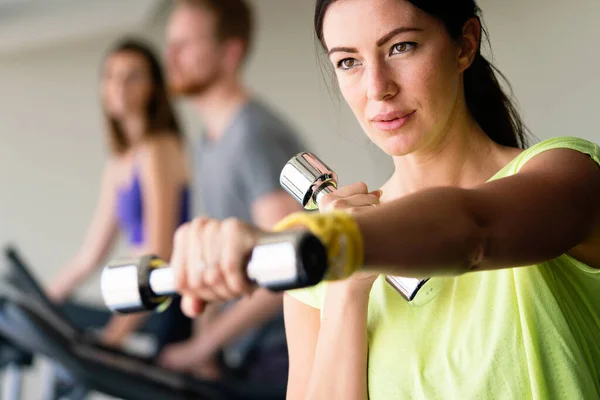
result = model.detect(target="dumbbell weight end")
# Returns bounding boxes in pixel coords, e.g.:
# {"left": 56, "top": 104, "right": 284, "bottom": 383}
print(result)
{"left": 101, "top": 231, "right": 327, "bottom": 314}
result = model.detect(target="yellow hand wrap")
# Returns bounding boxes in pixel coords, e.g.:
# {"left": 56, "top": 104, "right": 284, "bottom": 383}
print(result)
{"left": 273, "top": 210, "right": 364, "bottom": 281}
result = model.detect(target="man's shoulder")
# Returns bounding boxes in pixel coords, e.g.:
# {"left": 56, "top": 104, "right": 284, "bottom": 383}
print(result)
{"left": 237, "top": 98, "right": 301, "bottom": 141}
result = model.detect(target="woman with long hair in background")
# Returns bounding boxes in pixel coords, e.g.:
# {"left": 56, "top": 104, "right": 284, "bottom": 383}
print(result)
{"left": 47, "top": 37, "right": 192, "bottom": 352}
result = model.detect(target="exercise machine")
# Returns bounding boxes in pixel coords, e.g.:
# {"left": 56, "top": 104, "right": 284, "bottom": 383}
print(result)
{"left": 0, "top": 246, "right": 286, "bottom": 399}
{"left": 0, "top": 336, "right": 33, "bottom": 400}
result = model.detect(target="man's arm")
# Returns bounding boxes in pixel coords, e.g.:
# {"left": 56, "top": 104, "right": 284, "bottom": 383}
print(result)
{"left": 251, "top": 190, "right": 304, "bottom": 230}
{"left": 186, "top": 126, "right": 304, "bottom": 356}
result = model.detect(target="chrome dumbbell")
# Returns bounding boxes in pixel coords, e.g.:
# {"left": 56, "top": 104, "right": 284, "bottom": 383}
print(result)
{"left": 280, "top": 152, "right": 442, "bottom": 305}
{"left": 100, "top": 231, "right": 327, "bottom": 314}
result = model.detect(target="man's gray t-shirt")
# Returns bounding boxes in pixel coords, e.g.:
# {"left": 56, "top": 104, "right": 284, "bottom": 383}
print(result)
{"left": 195, "top": 98, "right": 305, "bottom": 372}
{"left": 196, "top": 98, "right": 305, "bottom": 223}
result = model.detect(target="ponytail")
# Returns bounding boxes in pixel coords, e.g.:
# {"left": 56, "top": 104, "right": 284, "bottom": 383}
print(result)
{"left": 465, "top": 52, "right": 528, "bottom": 148}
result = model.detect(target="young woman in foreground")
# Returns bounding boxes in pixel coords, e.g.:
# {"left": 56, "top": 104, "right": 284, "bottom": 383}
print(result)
{"left": 169, "top": 1, "right": 600, "bottom": 398}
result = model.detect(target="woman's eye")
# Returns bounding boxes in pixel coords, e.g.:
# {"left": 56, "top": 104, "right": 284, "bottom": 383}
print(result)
{"left": 337, "top": 58, "right": 360, "bottom": 70}
{"left": 390, "top": 42, "right": 416, "bottom": 55}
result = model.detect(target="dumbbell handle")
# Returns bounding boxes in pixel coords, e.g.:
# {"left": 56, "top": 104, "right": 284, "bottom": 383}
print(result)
{"left": 145, "top": 234, "right": 322, "bottom": 296}
{"left": 148, "top": 268, "right": 175, "bottom": 297}
{"left": 101, "top": 231, "right": 327, "bottom": 314}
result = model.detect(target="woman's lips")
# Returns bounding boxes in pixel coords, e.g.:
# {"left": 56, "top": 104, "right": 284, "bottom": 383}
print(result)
{"left": 371, "top": 111, "right": 416, "bottom": 131}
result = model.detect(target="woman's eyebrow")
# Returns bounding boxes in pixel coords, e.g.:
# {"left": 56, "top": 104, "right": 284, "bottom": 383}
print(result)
{"left": 328, "top": 26, "right": 424, "bottom": 56}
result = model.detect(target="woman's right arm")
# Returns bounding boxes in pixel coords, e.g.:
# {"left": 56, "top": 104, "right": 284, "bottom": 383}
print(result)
{"left": 47, "top": 160, "right": 119, "bottom": 301}
{"left": 285, "top": 280, "right": 372, "bottom": 400}
{"left": 284, "top": 294, "right": 320, "bottom": 400}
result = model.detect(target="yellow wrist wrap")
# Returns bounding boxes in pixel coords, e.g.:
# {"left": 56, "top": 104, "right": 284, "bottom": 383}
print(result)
{"left": 273, "top": 211, "right": 364, "bottom": 280}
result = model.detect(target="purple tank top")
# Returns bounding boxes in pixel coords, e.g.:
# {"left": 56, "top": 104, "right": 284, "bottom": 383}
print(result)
{"left": 116, "top": 169, "right": 190, "bottom": 246}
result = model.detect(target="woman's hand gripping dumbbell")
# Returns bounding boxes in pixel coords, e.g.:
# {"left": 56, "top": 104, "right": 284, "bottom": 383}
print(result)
{"left": 281, "top": 152, "right": 440, "bottom": 305}
{"left": 101, "top": 229, "right": 327, "bottom": 314}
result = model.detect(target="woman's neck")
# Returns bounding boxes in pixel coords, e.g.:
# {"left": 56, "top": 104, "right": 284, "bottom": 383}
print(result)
{"left": 120, "top": 113, "right": 146, "bottom": 147}
{"left": 382, "top": 116, "right": 520, "bottom": 199}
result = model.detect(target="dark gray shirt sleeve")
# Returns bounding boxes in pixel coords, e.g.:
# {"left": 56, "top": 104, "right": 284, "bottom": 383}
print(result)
{"left": 236, "top": 127, "right": 305, "bottom": 206}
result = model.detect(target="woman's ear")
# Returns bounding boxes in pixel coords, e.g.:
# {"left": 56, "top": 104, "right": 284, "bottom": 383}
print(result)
{"left": 458, "top": 17, "right": 481, "bottom": 72}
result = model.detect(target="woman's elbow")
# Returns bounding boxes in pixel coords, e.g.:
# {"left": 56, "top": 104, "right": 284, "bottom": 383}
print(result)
{"left": 465, "top": 226, "right": 489, "bottom": 272}
{"left": 461, "top": 193, "right": 492, "bottom": 273}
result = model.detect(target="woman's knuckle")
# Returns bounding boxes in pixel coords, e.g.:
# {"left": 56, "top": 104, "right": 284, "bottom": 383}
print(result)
{"left": 330, "top": 199, "right": 347, "bottom": 209}
{"left": 203, "top": 273, "right": 216, "bottom": 287}
{"left": 320, "top": 192, "right": 336, "bottom": 205}
{"left": 222, "top": 218, "right": 244, "bottom": 233}
{"left": 190, "top": 217, "right": 206, "bottom": 230}
{"left": 204, "top": 219, "right": 220, "bottom": 231}
{"left": 188, "top": 277, "right": 201, "bottom": 290}
{"left": 207, "top": 266, "right": 224, "bottom": 285}
{"left": 174, "top": 223, "right": 190, "bottom": 242}
{"left": 174, "top": 273, "right": 186, "bottom": 292}
{"left": 353, "top": 181, "right": 368, "bottom": 193}
{"left": 223, "top": 258, "right": 240, "bottom": 275}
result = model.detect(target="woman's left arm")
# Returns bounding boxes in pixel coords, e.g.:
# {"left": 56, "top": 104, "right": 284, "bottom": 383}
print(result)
{"left": 356, "top": 148, "right": 600, "bottom": 277}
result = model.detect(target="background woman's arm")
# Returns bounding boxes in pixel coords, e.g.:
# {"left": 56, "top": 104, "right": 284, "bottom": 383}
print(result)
{"left": 47, "top": 160, "right": 119, "bottom": 301}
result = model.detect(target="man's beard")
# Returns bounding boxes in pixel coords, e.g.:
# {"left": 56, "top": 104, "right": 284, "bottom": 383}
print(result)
{"left": 168, "top": 69, "right": 220, "bottom": 97}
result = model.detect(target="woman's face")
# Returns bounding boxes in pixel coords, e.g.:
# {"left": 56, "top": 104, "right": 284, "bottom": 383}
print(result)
{"left": 102, "top": 51, "right": 153, "bottom": 119}
{"left": 322, "top": 0, "right": 475, "bottom": 156}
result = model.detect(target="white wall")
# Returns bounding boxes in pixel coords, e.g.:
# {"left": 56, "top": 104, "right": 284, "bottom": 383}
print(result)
{"left": 477, "top": 0, "right": 600, "bottom": 144}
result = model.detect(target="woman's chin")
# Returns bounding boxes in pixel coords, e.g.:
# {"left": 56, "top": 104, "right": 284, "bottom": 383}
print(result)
{"left": 105, "top": 108, "right": 126, "bottom": 119}
{"left": 373, "top": 131, "right": 421, "bottom": 157}
{"left": 106, "top": 104, "right": 142, "bottom": 119}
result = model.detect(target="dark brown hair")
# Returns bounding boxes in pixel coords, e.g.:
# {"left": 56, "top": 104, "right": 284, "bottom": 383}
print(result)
{"left": 315, "top": 0, "right": 529, "bottom": 149}
{"left": 178, "top": 0, "right": 254, "bottom": 61}
{"left": 104, "top": 38, "right": 182, "bottom": 154}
